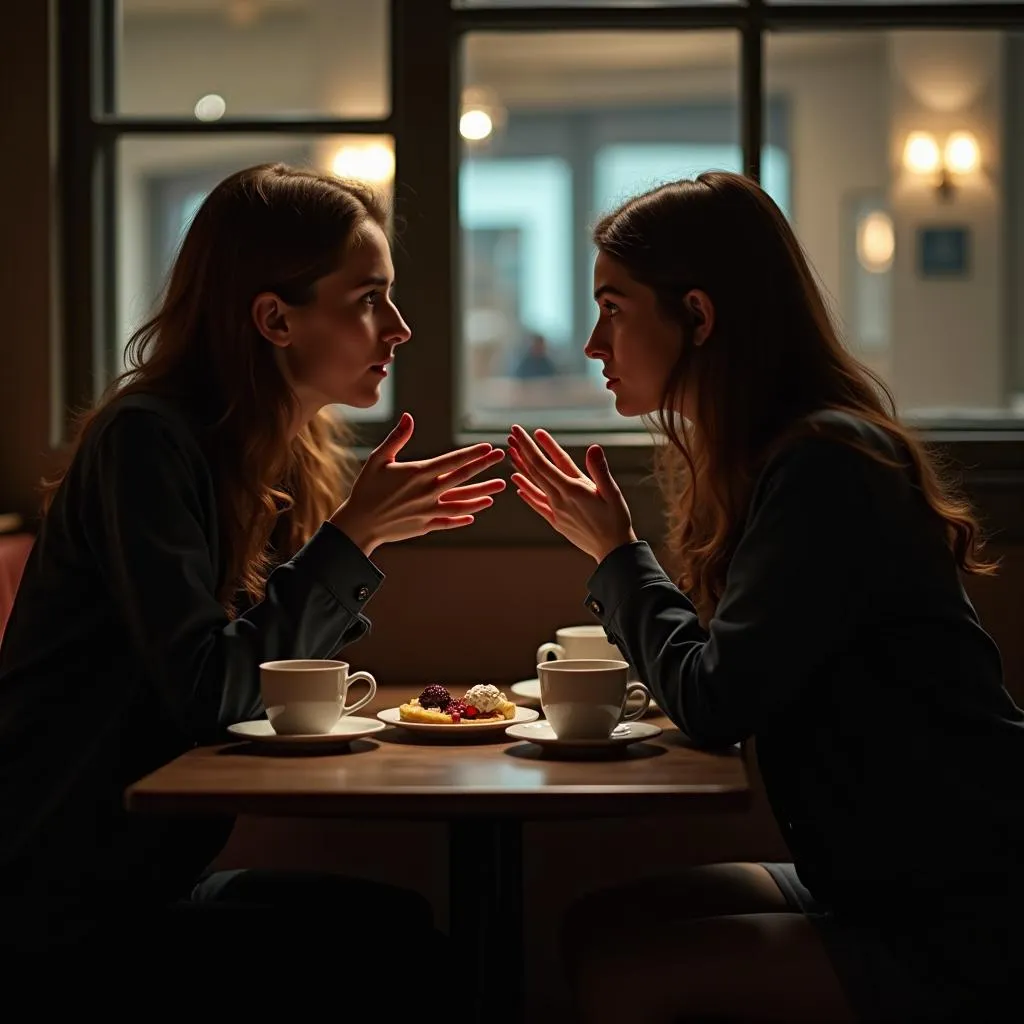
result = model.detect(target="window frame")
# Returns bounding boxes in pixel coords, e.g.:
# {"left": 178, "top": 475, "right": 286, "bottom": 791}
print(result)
{"left": 60, "top": 0, "right": 1024, "bottom": 548}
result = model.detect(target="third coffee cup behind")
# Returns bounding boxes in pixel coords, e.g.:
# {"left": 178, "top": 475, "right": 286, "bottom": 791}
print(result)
{"left": 536, "top": 624, "right": 622, "bottom": 666}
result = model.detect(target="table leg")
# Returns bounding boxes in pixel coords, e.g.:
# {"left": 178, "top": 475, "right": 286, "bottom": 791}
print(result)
{"left": 449, "top": 819, "right": 524, "bottom": 1024}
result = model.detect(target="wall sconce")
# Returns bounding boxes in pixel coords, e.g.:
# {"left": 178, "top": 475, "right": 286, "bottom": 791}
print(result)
{"left": 902, "top": 130, "right": 980, "bottom": 201}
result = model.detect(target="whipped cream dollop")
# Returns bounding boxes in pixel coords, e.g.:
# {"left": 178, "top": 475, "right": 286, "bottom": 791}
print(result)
{"left": 463, "top": 683, "right": 504, "bottom": 713}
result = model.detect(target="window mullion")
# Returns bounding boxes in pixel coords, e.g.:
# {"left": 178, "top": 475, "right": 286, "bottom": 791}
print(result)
{"left": 390, "top": 0, "right": 459, "bottom": 457}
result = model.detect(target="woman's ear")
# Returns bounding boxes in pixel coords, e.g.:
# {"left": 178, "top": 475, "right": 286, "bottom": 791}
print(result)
{"left": 683, "top": 289, "right": 715, "bottom": 347}
{"left": 252, "top": 292, "right": 293, "bottom": 348}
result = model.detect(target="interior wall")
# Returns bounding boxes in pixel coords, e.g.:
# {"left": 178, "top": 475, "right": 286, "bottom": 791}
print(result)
{"left": 0, "top": 0, "right": 60, "bottom": 521}
{"left": 349, "top": 540, "right": 1024, "bottom": 706}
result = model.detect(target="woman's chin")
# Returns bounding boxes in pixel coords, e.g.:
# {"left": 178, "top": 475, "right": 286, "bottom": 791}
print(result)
{"left": 612, "top": 392, "right": 656, "bottom": 419}
{"left": 334, "top": 382, "right": 382, "bottom": 410}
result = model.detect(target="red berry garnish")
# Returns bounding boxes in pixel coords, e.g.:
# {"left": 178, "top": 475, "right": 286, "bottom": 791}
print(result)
{"left": 419, "top": 684, "right": 451, "bottom": 710}
{"left": 446, "top": 699, "right": 467, "bottom": 723}
{"left": 464, "top": 705, "right": 479, "bottom": 718}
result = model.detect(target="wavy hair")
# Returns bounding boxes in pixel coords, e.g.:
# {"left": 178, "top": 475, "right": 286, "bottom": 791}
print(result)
{"left": 593, "top": 172, "right": 994, "bottom": 622}
{"left": 44, "top": 163, "right": 389, "bottom": 611}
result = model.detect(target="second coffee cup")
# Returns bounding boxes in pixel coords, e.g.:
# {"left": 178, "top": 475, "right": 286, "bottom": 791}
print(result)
{"left": 536, "top": 624, "right": 622, "bottom": 666}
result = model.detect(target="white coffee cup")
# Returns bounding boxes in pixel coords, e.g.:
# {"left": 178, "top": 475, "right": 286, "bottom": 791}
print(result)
{"left": 537, "top": 625, "right": 623, "bottom": 666}
{"left": 259, "top": 659, "right": 377, "bottom": 736}
{"left": 537, "top": 658, "right": 651, "bottom": 741}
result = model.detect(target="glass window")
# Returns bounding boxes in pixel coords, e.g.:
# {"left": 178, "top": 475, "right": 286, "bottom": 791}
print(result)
{"left": 117, "top": 0, "right": 390, "bottom": 118}
{"left": 459, "top": 30, "right": 745, "bottom": 430}
{"left": 765, "top": 29, "right": 1021, "bottom": 422}
{"left": 771, "top": 1, "right": 1022, "bottom": 5}
{"left": 117, "top": 134, "right": 395, "bottom": 421}
{"left": 455, "top": 2, "right": 738, "bottom": 7}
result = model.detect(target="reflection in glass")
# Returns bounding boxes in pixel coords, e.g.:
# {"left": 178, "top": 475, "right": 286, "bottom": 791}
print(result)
{"left": 766, "top": 30, "right": 1022, "bottom": 421}
{"left": 117, "top": 0, "right": 390, "bottom": 118}
{"left": 460, "top": 30, "right": 746, "bottom": 429}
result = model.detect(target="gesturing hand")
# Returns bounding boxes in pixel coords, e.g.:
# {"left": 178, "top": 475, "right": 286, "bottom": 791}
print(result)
{"left": 507, "top": 423, "right": 636, "bottom": 564}
{"left": 331, "top": 412, "right": 505, "bottom": 555}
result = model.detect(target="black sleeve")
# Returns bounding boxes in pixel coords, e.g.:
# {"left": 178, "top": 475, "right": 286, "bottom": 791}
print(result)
{"left": 584, "top": 437, "right": 880, "bottom": 749}
{"left": 81, "top": 408, "right": 383, "bottom": 739}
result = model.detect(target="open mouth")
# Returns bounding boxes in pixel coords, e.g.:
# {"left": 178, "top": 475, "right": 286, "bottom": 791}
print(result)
{"left": 369, "top": 360, "right": 392, "bottom": 376}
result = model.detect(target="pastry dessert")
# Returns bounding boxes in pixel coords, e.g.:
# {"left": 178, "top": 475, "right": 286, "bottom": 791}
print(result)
{"left": 399, "top": 683, "right": 516, "bottom": 724}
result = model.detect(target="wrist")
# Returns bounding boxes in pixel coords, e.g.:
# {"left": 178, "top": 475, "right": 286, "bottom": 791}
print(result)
{"left": 329, "top": 506, "right": 378, "bottom": 557}
{"left": 594, "top": 531, "right": 638, "bottom": 565}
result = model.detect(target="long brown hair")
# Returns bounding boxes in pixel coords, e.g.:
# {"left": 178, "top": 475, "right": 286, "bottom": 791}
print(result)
{"left": 44, "top": 163, "right": 388, "bottom": 611}
{"left": 594, "top": 171, "right": 994, "bottom": 623}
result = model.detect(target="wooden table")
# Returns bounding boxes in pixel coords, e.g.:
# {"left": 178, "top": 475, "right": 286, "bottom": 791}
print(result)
{"left": 126, "top": 686, "right": 749, "bottom": 1023}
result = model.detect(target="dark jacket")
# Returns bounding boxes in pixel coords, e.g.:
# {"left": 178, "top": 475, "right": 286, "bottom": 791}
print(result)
{"left": 586, "top": 411, "right": 1024, "bottom": 922}
{"left": 0, "top": 393, "right": 382, "bottom": 948}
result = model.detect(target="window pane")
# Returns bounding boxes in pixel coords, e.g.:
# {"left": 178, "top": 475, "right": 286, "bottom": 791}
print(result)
{"left": 455, "top": 2, "right": 737, "bottom": 7}
{"left": 771, "top": 1, "right": 1022, "bottom": 5}
{"left": 117, "top": 0, "right": 389, "bottom": 118}
{"left": 459, "top": 30, "right": 742, "bottom": 430}
{"left": 116, "top": 134, "right": 395, "bottom": 422}
{"left": 765, "top": 30, "right": 1022, "bottom": 423}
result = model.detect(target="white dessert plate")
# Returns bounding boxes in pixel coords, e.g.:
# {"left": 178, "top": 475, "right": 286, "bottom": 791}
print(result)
{"left": 376, "top": 705, "right": 539, "bottom": 735}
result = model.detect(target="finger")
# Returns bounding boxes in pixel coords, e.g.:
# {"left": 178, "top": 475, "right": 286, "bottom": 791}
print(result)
{"left": 508, "top": 445, "right": 556, "bottom": 499}
{"left": 515, "top": 487, "right": 556, "bottom": 526}
{"left": 438, "top": 478, "right": 506, "bottom": 502}
{"left": 432, "top": 496, "right": 494, "bottom": 516}
{"left": 510, "top": 471, "right": 548, "bottom": 505}
{"left": 584, "top": 444, "right": 624, "bottom": 498}
{"left": 508, "top": 424, "right": 569, "bottom": 492}
{"left": 421, "top": 441, "right": 496, "bottom": 476}
{"left": 372, "top": 412, "right": 414, "bottom": 462}
{"left": 434, "top": 448, "right": 505, "bottom": 489}
{"left": 425, "top": 515, "right": 476, "bottom": 531}
{"left": 534, "top": 429, "right": 584, "bottom": 479}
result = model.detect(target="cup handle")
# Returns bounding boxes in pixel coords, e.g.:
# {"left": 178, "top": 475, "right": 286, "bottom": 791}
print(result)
{"left": 341, "top": 670, "right": 377, "bottom": 715}
{"left": 536, "top": 642, "right": 565, "bottom": 665}
{"left": 620, "top": 682, "right": 651, "bottom": 723}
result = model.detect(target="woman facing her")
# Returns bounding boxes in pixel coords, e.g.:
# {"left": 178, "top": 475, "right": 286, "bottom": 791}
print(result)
{"left": 0, "top": 163, "right": 504, "bottom": 974}
{"left": 509, "top": 171, "right": 1024, "bottom": 1021}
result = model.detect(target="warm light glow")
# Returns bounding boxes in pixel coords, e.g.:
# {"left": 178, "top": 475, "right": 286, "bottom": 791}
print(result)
{"left": 856, "top": 211, "right": 895, "bottom": 274}
{"left": 194, "top": 94, "right": 226, "bottom": 122}
{"left": 331, "top": 142, "right": 395, "bottom": 184}
{"left": 226, "top": 0, "right": 260, "bottom": 27}
{"left": 460, "top": 109, "right": 493, "bottom": 141}
{"left": 944, "top": 131, "right": 980, "bottom": 175}
{"left": 903, "top": 131, "right": 941, "bottom": 175}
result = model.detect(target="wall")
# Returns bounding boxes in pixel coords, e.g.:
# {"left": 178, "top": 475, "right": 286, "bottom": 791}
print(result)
{"left": 0, "top": 0, "right": 60, "bottom": 519}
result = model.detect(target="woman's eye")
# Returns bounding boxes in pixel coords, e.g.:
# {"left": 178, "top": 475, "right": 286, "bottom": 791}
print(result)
{"left": 362, "top": 291, "right": 381, "bottom": 307}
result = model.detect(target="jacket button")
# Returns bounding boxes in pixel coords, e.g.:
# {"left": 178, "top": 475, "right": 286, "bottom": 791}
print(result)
{"left": 355, "top": 585, "right": 370, "bottom": 602}
{"left": 588, "top": 598, "right": 603, "bottom": 615}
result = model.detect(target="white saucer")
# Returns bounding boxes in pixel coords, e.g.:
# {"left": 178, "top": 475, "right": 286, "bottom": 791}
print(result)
{"left": 504, "top": 719, "right": 662, "bottom": 749}
{"left": 510, "top": 678, "right": 660, "bottom": 714}
{"left": 226, "top": 716, "right": 385, "bottom": 748}
{"left": 377, "top": 705, "right": 539, "bottom": 737}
